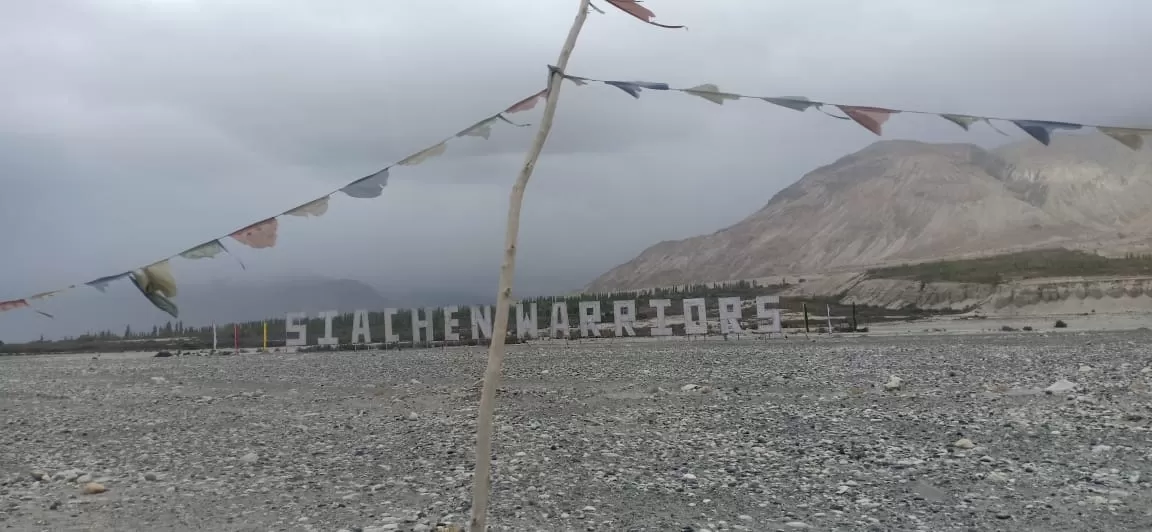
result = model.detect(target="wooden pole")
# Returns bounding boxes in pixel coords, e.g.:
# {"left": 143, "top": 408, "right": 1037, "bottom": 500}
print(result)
{"left": 469, "top": 1, "right": 591, "bottom": 530}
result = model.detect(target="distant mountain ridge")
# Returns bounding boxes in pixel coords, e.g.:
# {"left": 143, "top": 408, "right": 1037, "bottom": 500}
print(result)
{"left": 587, "top": 136, "right": 1152, "bottom": 292}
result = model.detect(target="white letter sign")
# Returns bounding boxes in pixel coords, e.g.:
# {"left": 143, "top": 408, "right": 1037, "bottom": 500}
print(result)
{"left": 470, "top": 305, "right": 493, "bottom": 339}
{"left": 717, "top": 297, "right": 744, "bottom": 334}
{"left": 516, "top": 302, "right": 538, "bottom": 339}
{"left": 650, "top": 298, "right": 672, "bottom": 336}
{"left": 411, "top": 308, "right": 433, "bottom": 344}
{"left": 443, "top": 306, "right": 460, "bottom": 342}
{"left": 550, "top": 301, "right": 570, "bottom": 338}
{"left": 317, "top": 310, "right": 338, "bottom": 346}
{"left": 350, "top": 309, "right": 372, "bottom": 344}
{"left": 286, "top": 312, "right": 307, "bottom": 346}
{"left": 613, "top": 299, "right": 636, "bottom": 337}
{"left": 683, "top": 298, "right": 707, "bottom": 335}
{"left": 578, "top": 301, "right": 602, "bottom": 337}
{"left": 383, "top": 308, "right": 400, "bottom": 343}
{"left": 755, "top": 295, "right": 782, "bottom": 333}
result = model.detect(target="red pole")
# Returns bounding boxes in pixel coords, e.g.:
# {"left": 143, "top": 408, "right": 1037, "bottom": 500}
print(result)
{"left": 234, "top": 324, "right": 239, "bottom": 352}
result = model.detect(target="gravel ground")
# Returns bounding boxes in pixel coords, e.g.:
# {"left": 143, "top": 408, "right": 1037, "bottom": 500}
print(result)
{"left": 4, "top": 331, "right": 1152, "bottom": 531}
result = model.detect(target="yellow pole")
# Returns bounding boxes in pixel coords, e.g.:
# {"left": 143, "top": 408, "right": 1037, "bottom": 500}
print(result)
{"left": 262, "top": 321, "right": 268, "bottom": 350}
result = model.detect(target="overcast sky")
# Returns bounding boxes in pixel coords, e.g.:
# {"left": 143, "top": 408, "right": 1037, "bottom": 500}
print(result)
{"left": 2, "top": 0, "right": 1152, "bottom": 333}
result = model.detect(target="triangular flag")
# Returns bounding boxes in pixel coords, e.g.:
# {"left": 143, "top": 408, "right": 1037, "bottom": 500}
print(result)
{"left": 603, "top": 80, "right": 670, "bottom": 98}
{"left": 683, "top": 84, "right": 740, "bottom": 105}
{"left": 180, "top": 240, "right": 227, "bottom": 260}
{"left": 604, "top": 0, "right": 685, "bottom": 28}
{"left": 85, "top": 272, "right": 130, "bottom": 292}
{"left": 29, "top": 288, "right": 69, "bottom": 301}
{"left": 984, "top": 118, "right": 1011, "bottom": 136}
{"left": 341, "top": 169, "right": 389, "bottom": 199}
{"left": 398, "top": 142, "right": 447, "bottom": 166}
{"left": 230, "top": 218, "right": 279, "bottom": 249}
{"left": 940, "top": 114, "right": 980, "bottom": 131}
{"left": 1098, "top": 127, "right": 1150, "bottom": 151}
{"left": 1013, "top": 120, "right": 1082, "bottom": 145}
{"left": 130, "top": 273, "right": 177, "bottom": 319}
{"left": 505, "top": 89, "right": 548, "bottom": 114}
{"left": 139, "top": 260, "right": 178, "bottom": 298}
{"left": 457, "top": 117, "right": 498, "bottom": 140}
{"left": 762, "top": 96, "right": 818, "bottom": 112}
{"left": 284, "top": 196, "right": 330, "bottom": 217}
{"left": 0, "top": 299, "right": 29, "bottom": 313}
{"left": 840, "top": 106, "right": 899, "bottom": 136}
{"left": 130, "top": 261, "right": 179, "bottom": 318}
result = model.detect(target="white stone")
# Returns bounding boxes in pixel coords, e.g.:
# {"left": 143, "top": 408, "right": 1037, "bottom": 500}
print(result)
{"left": 952, "top": 438, "right": 975, "bottom": 450}
{"left": 1046, "top": 379, "right": 1077, "bottom": 394}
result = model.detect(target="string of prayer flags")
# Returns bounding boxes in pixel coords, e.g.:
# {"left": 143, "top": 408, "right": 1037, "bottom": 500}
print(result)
{"left": 840, "top": 106, "right": 900, "bottom": 136}
{"left": 230, "top": 218, "right": 279, "bottom": 249}
{"left": 603, "top": 0, "right": 685, "bottom": 29}
{"left": 340, "top": 169, "right": 390, "bottom": 199}
{"left": 130, "top": 261, "right": 179, "bottom": 318}
{"left": 283, "top": 196, "right": 330, "bottom": 217}
{"left": 561, "top": 71, "right": 1152, "bottom": 150}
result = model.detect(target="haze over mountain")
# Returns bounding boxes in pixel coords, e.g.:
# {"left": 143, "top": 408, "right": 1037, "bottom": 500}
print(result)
{"left": 587, "top": 135, "right": 1152, "bottom": 292}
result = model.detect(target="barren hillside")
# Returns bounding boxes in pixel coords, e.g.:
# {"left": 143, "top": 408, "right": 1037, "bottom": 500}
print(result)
{"left": 587, "top": 136, "right": 1152, "bottom": 292}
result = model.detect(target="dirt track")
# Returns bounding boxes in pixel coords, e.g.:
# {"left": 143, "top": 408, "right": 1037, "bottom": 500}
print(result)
{"left": 4, "top": 331, "right": 1152, "bottom": 531}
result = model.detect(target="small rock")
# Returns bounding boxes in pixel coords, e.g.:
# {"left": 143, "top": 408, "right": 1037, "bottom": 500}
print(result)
{"left": 1045, "top": 379, "right": 1077, "bottom": 394}
{"left": 240, "top": 452, "right": 259, "bottom": 463}
{"left": 785, "top": 522, "right": 811, "bottom": 529}
{"left": 884, "top": 376, "right": 903, "bottom": 391}
{"left": 81, "top": 482, "right": 106, "bottom": 495}
{"left": 144, "top": 472, "right": 158, "bottom": 481}
{"left": 406, "top": 412, "right": 419, "bottom": 421}
{"left": 681, "top": 384, "right": 700, "bottom": 392}
{"left": 953, "top": 438, "right": 975, "bottom": 450}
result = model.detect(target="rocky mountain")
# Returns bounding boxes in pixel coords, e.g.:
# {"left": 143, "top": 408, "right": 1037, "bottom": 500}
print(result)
{"left": 587, "top": 135, "right": 1152, "bottom": 292}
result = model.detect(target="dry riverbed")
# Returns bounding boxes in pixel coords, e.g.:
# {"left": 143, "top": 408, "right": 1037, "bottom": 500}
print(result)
{"left": 4, "top": 331, "right": 1152, "bottom": 531}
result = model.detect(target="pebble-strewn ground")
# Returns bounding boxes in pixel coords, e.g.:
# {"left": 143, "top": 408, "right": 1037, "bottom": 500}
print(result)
{"left": 4, "top": 331, "right": 1152, "bottom": 531}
